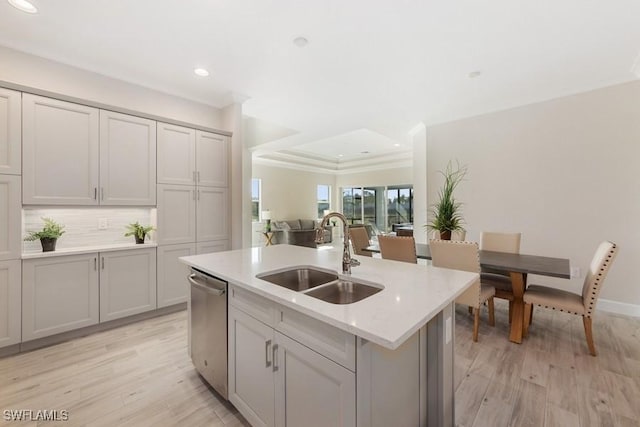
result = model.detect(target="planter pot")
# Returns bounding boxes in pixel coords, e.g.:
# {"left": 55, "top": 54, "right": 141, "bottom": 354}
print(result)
{"left": 135, "top": 235, "right": 145, "bottom": 244}
{"left": 40, "top": 237, "right": 57, "bottom": 252}
{"left": 439, "top": 230, "right": 452, "bottom": 240}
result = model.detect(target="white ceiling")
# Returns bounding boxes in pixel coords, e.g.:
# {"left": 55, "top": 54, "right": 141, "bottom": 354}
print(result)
{"left": 1, "top": 0, "right": 639, "bottom": 164}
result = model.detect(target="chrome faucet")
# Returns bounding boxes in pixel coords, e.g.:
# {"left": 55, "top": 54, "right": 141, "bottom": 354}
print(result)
{"left": 316, "top": 212, "right": 360, "bottom": 274}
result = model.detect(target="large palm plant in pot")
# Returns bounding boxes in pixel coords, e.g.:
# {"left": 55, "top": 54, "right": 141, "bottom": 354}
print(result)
{"left": 427, "top": 161, "right": 467, "bottom": 240}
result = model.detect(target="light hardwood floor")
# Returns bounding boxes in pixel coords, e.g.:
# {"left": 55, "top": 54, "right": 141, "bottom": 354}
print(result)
{"left": 0, "top": 301, "right": 638, "bottom": 426}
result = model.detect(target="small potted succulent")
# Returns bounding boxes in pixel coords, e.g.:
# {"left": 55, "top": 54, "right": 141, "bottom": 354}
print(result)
{"left": 125, "top": 222, "right": 155, "bottom": 244}
{"left": 24, "top": 217, "right": 66, "bottom": 252}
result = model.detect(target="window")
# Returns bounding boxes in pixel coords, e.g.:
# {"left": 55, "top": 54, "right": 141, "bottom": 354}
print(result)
{"left": 317, "top": 185, "right": 331, "bottom": 218}
{"left": 387, "top": 186, "right": 413, "bottom": 228}
{"left": 251, "top": 178, "right": 261, "bottom": 222}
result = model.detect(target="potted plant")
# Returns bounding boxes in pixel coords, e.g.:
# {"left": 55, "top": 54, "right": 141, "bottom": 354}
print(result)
{"left": 24, "top": 217, "right": 66, "bottom": 252}
{"left": 427, "top": 161, "right": 468, "bottom": 240}
{"left": 125, "top": 222, "right": 155, "bottom": 244}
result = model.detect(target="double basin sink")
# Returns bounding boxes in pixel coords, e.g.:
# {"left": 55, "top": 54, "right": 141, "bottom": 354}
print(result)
{"left": 256, "top": 267, "right": 383, "bottom": 305}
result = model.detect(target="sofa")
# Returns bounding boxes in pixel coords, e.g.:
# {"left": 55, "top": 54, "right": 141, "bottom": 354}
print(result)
{"left": 271, "top": 219, "right": 332, "bottom": 248}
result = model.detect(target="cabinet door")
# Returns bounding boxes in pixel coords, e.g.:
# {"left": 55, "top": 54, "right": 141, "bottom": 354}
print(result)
{"left": 0, "top": 175, "right": 21, "bottom": 261}
{"left": 157, "top": 184, "right": 196, "bottom": 245}
{"left": 22, "top": 254, "right": 99, "bottom": 341}
{"left": 196, "top": 187, "right": 229, "bottom": 242}
{"left": 196, "top": 240, "right": 229, "bottom": 254}
{"left": 99, "top": 111, "right": 156, "bottom": 206}
{"left": 22, "top": 94, "right": 99, "bottom": 205}
{"left": 274, "top": 331, "right": 355, "bottom": 427}
{"left": 99, "top": 248, "right": 157, "bottom": 322}
{"left": 157, "top": 243, "right": 195, "bottom": 308}
{"left": 0, "top": 87, "right": 21, "bottom": 175}
{"left": 157, "top": 122, "right": 196, "bottom": 185}
{"left": 0, "top": 260, "right": 21, "bottom": 348}
{"left": 196, "top": 131, "right": 228, "bottom": 187}
{"left": 229, "top": 305, "right": 275, "bottom": 427}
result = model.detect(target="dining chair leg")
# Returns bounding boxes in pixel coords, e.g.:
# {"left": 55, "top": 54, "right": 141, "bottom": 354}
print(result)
{"left": 529, "top": 304, "right": 534, "bottom": 325}
{"left": 583, "top": 316, "right": 597, "bottom": 357}
{"left": 523, "top": 303, "right": 532, "bottom": 338}
{"left": 472, "top": 307, "right": 480, "bottom": 342}
{"left": 487, "top": 298, "right": 495, "bottom": 327}
{"left": 468, "top": 306, "right": 473, "bottom": 315}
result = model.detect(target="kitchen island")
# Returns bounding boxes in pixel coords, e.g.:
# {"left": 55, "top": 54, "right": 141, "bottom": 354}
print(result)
{"left": 181, "top": 244, "right": 477, "bottom": 427}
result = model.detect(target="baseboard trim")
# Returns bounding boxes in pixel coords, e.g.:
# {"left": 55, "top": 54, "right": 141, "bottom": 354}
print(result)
{"left": 597, "top": 299, "right": 640, "bottom": 317}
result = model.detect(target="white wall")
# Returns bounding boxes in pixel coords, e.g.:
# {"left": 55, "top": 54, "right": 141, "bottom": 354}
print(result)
{"left": 253, "top": 163, "right": 337, "bottom": 221}
{"left": 0, "top": 45, "right": 223, "bottom": 129}
{"left": 425, "top": 80, "right": 640, "bottom": 309}
{"left": 335, "top": 167, "right": 413, "bottom": 189}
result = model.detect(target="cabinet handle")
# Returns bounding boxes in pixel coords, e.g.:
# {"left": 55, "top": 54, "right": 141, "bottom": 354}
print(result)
{"left": 101, "top": 257, "right": 105, "bottom": 270}
{"left": 94, "top": 187, "right": 97, "bottom": 200}
{"left": 94, "top": 257, "right": 97, "bottom": 271}
{"left": 197, "top": 171, "right": 201, "bottom": 182}
{"left": 101, "top": 187, "right": 104, "bottom": 201}
{"left": 272, "top": 344, "right": 279, "bottom": 372}
{"left": 197, "top": 190, "right": 200, "bottom": 201}
{"left": 265, "top": 340, "right": 272, "bottom": 367}
{"left": 193, "top": 171, "right": 197, "bottom": 183}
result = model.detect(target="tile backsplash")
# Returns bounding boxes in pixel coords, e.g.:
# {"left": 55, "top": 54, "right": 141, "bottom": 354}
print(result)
{"left": 23, "top": 207, "right": 156, "bottom": 253}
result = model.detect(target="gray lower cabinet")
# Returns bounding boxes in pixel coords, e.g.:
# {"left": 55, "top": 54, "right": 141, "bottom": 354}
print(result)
{"left": 21, "top": 247, "right": 158, "bottom": 342}
{"left": 0, "top": 259, "right": 21, "bottom": 348}
{"left": 99, "top": 248, "right": 157, "bottom": 322}
{"left": 22, "top": 253, "right": 100, "bottom": 341}
{"left": 157, "top": 243, "right": 196, "bottom": 308}
{"left": 228, "top": 303, "right": 356, "bottom": 427}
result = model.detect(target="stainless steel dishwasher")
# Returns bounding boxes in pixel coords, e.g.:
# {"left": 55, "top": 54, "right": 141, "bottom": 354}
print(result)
{"left": 188, "top": 268, "right": 228, "bottom": 399}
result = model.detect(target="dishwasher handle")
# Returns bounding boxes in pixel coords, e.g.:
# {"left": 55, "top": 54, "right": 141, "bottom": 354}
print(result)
{"left": 188, "top": 274, "right": 226, "bottom": 296}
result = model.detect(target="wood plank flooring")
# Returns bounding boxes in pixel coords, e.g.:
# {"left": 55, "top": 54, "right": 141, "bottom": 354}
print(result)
{"left": 0, "top": 300, "right": 638, "bottom": 426}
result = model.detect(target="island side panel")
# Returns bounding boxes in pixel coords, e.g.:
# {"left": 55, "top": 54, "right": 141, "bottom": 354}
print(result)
{"left": 426, "top": 302, "right": 455, "bottom": 427}
{"left": 356, "top": 332, "right": 421, "bottom": 427}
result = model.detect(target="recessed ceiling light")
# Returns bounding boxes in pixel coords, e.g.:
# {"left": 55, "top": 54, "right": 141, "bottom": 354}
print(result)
{"left": 394, "top": 143, "right": 401, "bottom": 147}
{"left": 8, "top": 0, "right": 38, "bottom": 13}
{"left": 194, "top": 68, "right": 209, "bottom": 77}
{"left": 293, "top": 37, "right": 309, "bottom": 48}
{"left": 361, "top": 151, "right": 370, "bottom": 154}
{"left": 468, "top": 70, "right": 482, "bottom": 79}
{"left": 337, "top": 154, "right": 343, "bottom": 157}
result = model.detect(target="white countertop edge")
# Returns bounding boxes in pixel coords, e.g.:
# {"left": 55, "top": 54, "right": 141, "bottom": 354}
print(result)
{"left": 22, "top": 242, "right": 158, "bottom": 259}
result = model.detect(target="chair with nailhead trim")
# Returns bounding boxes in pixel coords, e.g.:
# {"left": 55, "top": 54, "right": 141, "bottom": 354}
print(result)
{"left": 523, "top": 241, "right": 618, "bottom": 356}
{"left": 379, "top": 235, "right": 417, "bottom": 264}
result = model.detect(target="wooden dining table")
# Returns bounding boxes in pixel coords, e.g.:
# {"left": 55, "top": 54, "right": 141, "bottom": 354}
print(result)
{"left": 364, "top": 242, "right": 571, "bottom": 343}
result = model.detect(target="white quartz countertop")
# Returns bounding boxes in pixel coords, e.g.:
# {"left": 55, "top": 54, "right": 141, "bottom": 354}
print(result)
{"left": 22, "top": 242, "right": 158, "bottom": 259}
{"left": 180, "top": 244, "right": 478, "bottom": 350}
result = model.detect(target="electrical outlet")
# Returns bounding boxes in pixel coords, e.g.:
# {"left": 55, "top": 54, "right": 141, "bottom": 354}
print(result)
{"left": 98, "top": 218, "right": 108, "bottom": 230}
{"left": 570, "top": 267, "right": 581, "bottom": 278}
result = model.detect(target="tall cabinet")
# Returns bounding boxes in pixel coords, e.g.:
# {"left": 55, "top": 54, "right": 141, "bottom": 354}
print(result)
{"left": 156, "top": 122, "right": 230, "bottom": 308}
{"left": 0, "top": 88, "right": 22, "bottom": 349}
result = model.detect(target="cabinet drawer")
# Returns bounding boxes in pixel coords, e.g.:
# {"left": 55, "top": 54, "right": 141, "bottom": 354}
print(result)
{"left": 277, "top": 307, "right": 356, "bottom": 372}
{"left": 229, "top": 284, "right": 278, "bottom": 327}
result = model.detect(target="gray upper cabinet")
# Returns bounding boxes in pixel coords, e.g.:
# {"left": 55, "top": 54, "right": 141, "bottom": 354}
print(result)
{"left": 157, "top": 122, "right": 196, "bottom": 186}
{"left": 196, "top": 130, "right": 229, "bottom": 188}
{"left": 22, "top": 94, "right": 100, "bottom": 205}
{"left": 99, "top": 110, "right": 157, "bottom": 206}
{"left": 0, "top": 88, "right": 21, "bottom": 175}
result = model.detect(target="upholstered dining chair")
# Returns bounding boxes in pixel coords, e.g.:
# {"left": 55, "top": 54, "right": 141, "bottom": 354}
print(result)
{"left": 479, "top": 232, "right": 522, "bottom": 321}
{"left": 430, "top": 239, "right": 496, "bottom": 342}
{"left": 523, "top": 241, "right": 618, "bottom": 356}
{"left": 349, "top": 226, "right": 372, "bottom": 257}
{"left": 378, "top": 236, "right": 417, "bottom": 264}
